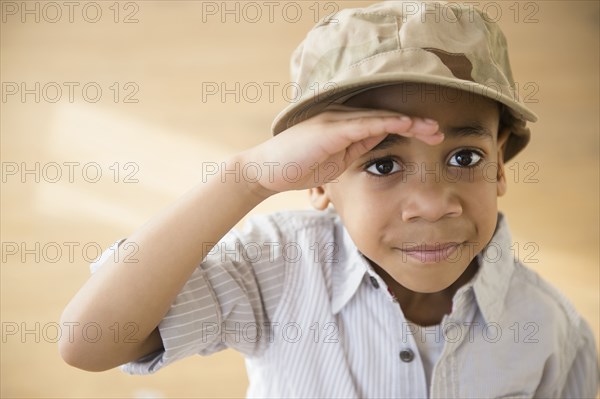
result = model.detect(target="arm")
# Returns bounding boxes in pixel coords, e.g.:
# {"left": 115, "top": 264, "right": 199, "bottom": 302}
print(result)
{"left": 59, "top": 157, "right": 270, "bottom": 371}
{"left": 59, "top": 106, "right": 442, "bottom": 371}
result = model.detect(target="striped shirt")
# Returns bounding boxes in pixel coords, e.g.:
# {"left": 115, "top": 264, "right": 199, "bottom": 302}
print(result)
{"left": 93, "top": 209, "right": 599, "bottom": 398}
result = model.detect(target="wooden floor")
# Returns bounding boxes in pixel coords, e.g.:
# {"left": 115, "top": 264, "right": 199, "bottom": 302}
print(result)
{"left": 1, "top": 1, "right": 598, "bottom": 397}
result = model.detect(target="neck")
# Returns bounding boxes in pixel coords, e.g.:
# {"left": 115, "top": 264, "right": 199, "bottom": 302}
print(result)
{"left": 370, "top": 258, "right": 479, "bottom": 326}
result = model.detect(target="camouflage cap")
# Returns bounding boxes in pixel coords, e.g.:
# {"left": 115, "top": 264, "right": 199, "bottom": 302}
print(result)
{"left": 271, "top": 0, "right": 538, "bottom": 161}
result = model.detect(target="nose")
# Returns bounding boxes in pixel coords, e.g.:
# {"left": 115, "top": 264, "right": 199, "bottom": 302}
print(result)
{"left": 400, "top": 172, "right": 463, "bottom": 223}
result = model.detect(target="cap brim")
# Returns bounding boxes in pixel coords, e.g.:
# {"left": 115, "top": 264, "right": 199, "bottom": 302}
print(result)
{"left": 271, "top": 73, "right": 538, "bottom": 134}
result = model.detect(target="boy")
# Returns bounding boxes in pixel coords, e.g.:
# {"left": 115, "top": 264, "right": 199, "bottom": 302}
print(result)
{"left": 60, "top": 1, "right": 599, "bottom": 397}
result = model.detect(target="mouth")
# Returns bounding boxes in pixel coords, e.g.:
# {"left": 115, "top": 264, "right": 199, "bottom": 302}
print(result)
{"left": 397, "top": 242, "right": 462, "bottom": 263}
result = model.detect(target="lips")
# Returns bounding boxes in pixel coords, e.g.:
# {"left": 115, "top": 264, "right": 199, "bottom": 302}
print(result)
{"left": 398, "top": 242, "right": 461, "bottom": 263}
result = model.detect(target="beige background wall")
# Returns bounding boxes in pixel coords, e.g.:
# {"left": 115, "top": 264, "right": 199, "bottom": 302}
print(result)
{"left": 1, "top": 1, "right": 598, "bottom": 397}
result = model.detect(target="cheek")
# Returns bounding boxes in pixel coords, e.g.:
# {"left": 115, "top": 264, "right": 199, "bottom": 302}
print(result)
{"left": 460, "top": 172, "right": 500, "bottom": 243}
{"left": 463, "top": 177, "right": 498, "bottom": 208}
{"left": 327, "top": 180, "right": 393, "bottom": 250}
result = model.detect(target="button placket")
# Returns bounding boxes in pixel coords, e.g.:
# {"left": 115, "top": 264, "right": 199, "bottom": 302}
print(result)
{"left": 387, "top": 294, "right": 428, "bottom": 396}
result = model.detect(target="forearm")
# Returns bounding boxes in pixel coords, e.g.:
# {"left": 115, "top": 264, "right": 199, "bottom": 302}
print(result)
{"left": 59, "top": 153, "right": 270, "bottom": 371}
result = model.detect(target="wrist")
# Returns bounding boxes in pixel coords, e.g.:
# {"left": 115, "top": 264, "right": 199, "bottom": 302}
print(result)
{"left": 227, "top": 152, "right": 278, "bottom": 202}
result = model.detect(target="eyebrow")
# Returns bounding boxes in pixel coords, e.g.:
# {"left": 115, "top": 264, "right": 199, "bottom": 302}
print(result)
{"left": 369, "top": 123, "right": 494, "bottom": 152}
{"left": 445, "top": 123, "right": 494, "bottom": 140}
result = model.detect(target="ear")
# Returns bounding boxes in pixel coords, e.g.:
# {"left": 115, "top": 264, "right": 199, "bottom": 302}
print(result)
{"left": 496, "top": 126, "right": 511, "bottom": 197}
{"left": 309, "top": 186, "right": 331, "bottom": 210}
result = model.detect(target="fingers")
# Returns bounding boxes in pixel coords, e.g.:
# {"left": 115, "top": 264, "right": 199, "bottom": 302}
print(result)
{"left": 318, "top": 105, "right": 443, "bottom": 145}
{"left": 324, "top": 113, "right": 443, "bottom": 148}
{"left": 415, "top": 130, "right": 444, "bottom": 145}
{"left": 400, "top": 118, "right": 444, "bottom": 145}
{"left": 320, "top": 104, "right": 409, "bottom": 120}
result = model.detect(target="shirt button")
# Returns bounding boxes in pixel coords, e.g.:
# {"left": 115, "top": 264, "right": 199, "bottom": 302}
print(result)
{"left": 369, "top": 275, "right": 380, "bottom": 289}
{"left": 399, "top": 348, "right": 414, "bottom": 363}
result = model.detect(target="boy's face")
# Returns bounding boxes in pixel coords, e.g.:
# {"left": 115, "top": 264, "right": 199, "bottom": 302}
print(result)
{"left": 312, "top": 83, "right": 509, "bottom": 293}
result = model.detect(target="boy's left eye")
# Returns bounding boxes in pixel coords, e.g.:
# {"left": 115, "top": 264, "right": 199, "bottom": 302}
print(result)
{"left": 448, "top": 150, "right": 483, "bottom": 167}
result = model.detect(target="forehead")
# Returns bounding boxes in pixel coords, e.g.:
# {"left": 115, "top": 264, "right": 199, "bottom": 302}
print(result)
{"left": 345, "top": 83, "right": 501, "bottom": 126}
{"left": 371, "top": 122, "right": 495, "bottom": 152}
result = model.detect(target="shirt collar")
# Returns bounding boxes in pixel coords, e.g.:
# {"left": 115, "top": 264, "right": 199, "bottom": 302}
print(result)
{"left": 330, "top": 215, "right": 379, "bottom": 315}
{"left": 330, "top": 212, "right": 516, "bottom": 321}
{"left": 469, "top": 212, "right": 516, "bottom": 323}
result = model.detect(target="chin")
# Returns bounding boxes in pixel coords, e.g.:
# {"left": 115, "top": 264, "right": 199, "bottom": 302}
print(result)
{"left": 391, "top": 261, "right": 467, "bottom": 293}
{"left": 400, "top": 279, "right": 457, "bottom": 294}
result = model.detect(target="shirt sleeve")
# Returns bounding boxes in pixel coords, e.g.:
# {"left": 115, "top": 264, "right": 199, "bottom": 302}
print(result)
{"left": 90, "top": 214, "right": 288, "bottom": 375}
{"left": 559, "top": 318, "right": 600, "bottom": 398}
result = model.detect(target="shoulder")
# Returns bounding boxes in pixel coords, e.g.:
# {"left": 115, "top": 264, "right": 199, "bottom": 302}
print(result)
{"left": 243, "top": 208, "right": 341, "bottom": 238}
{"left": 505, "top": 263, "right": 599, "bottom": 395}
{"left": 265, "top": 207, "right": 339, "bottom": 228}
{"left": 489, "top": 214, "right": 587, "bottom": 338}
{"left": 509, "top": 263, "right": 580, "bottom": 326}
{"left": 505, "top": 262, "right": 594, "bottom": 356}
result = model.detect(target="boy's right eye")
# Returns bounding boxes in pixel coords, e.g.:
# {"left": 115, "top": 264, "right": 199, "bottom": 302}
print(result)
{"left": 365, "top": 158, "right": 401, "bottom": 176}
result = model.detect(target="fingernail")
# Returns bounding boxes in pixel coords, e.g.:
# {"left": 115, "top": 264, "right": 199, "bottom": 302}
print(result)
{"left": 399, "top": 115, "right": 410, "bottom": 122}
{"left": 423, "top": 118, "right": 438, "bottom": 124}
